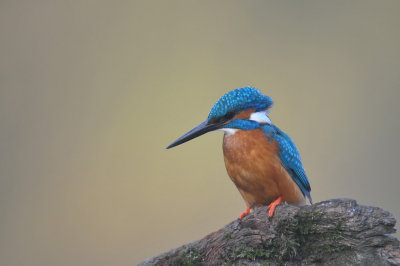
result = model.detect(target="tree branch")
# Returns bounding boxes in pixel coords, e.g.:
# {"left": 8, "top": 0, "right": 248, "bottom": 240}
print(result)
{"left": 140, "top": 199, "right": 400, "bottom": 265}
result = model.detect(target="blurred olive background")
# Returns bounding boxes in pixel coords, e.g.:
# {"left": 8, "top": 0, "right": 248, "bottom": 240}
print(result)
{"left": 1, "top": 1, "right": 400, "bottom": 265}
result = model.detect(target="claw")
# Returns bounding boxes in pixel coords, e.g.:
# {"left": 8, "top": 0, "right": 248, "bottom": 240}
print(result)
{"left": 268, "top": 197, "right": 283, "bottom": 217}
{"left": 238, "top": 206, "right": 251, "bottom": 219}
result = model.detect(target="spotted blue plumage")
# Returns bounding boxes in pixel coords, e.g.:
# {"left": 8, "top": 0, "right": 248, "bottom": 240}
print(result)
{"left": 208, "top": 87, "right": 273, "bottom": 119}
{"left": 265, "top": 125, "right": 312, "bottom": 203}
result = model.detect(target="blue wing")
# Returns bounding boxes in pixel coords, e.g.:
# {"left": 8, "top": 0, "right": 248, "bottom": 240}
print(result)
{"left": 262, "top": 125, "right": 312, "bottom": 203}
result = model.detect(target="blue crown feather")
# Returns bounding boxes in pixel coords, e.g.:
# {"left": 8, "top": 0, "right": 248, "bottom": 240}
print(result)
{"left": 208, "top": 87, "right": 273, "bottom": 119}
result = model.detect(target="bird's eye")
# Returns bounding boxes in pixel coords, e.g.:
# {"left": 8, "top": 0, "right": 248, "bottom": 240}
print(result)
{"left": 225, "top": 112, "right": 235, "bottom": 120}
{"left": 211, "top": 117, "right": 224, "bottom": 124}
{"left": 210, "top": 112, "right": 235, "bottom": 124}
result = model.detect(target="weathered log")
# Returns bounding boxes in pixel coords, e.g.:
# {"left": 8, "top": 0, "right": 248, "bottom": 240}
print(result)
{"left": 139, "top": 199, "right": 400, "bottom": 265}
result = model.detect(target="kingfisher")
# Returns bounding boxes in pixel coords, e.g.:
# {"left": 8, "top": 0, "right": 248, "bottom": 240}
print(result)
{"left": 167, "top": 87, "right": 312, "bottom": 219}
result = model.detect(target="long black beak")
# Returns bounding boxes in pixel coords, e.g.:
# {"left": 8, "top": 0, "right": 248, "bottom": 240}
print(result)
{"left": 166, "top": 120, "right": 223, "bottom": 149}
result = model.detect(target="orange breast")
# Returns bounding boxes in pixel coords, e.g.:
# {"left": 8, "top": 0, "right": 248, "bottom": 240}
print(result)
{"left": 223, "top": 129, "right": 305, "bottom": 207}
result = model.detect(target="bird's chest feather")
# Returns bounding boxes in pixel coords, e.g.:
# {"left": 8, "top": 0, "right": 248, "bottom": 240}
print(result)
{"left": 223, "top": 129, "right": 284, "bottom": 205}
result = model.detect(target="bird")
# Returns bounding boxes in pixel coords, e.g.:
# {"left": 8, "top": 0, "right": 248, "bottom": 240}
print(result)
{"left": 166, "top": 87, "right": 312, "bottom": 219}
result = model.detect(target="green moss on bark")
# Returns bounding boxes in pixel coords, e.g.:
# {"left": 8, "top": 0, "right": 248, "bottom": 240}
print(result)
{"left": 170, "top": 248, "right": 202, "bottom": 266}
{"left": 223, "top": 210, "right": 347, "bottom": 264}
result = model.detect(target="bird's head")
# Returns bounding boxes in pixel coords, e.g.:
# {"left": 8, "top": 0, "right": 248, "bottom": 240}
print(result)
{"left": 166, "top": 87, "right": 273, "bottom": 149}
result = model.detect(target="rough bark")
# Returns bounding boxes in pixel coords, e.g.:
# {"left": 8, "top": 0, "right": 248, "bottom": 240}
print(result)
{"left": 139, "top": 199, "right": 400, "bottom": 265}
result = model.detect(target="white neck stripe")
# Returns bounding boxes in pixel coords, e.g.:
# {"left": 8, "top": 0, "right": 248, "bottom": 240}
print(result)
{"left": 249, "top": 111, "right": 271, "bottom": 124}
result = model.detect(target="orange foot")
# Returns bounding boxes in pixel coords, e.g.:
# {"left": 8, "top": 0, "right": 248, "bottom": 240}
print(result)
{"left": 238, "top": 206, "right": 251, "bottom": 219}
{"left": 268, "top": 197, "right": 283, "bottom": 217}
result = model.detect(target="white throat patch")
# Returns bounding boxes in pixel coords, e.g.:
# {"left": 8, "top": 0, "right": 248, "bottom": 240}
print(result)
{"left": 218, "top": 128, "right": 238, "bottom": 136}
{"left": 249, "top": 111, "right": 271, "bottom": 124}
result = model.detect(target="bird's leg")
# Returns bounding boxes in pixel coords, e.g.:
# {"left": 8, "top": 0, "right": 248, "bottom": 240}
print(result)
{"left": 238, "top": 206, "right": 251, "bottom": 219}
{"left": 267, "top": 197, "right": 283, "bottom": 217}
